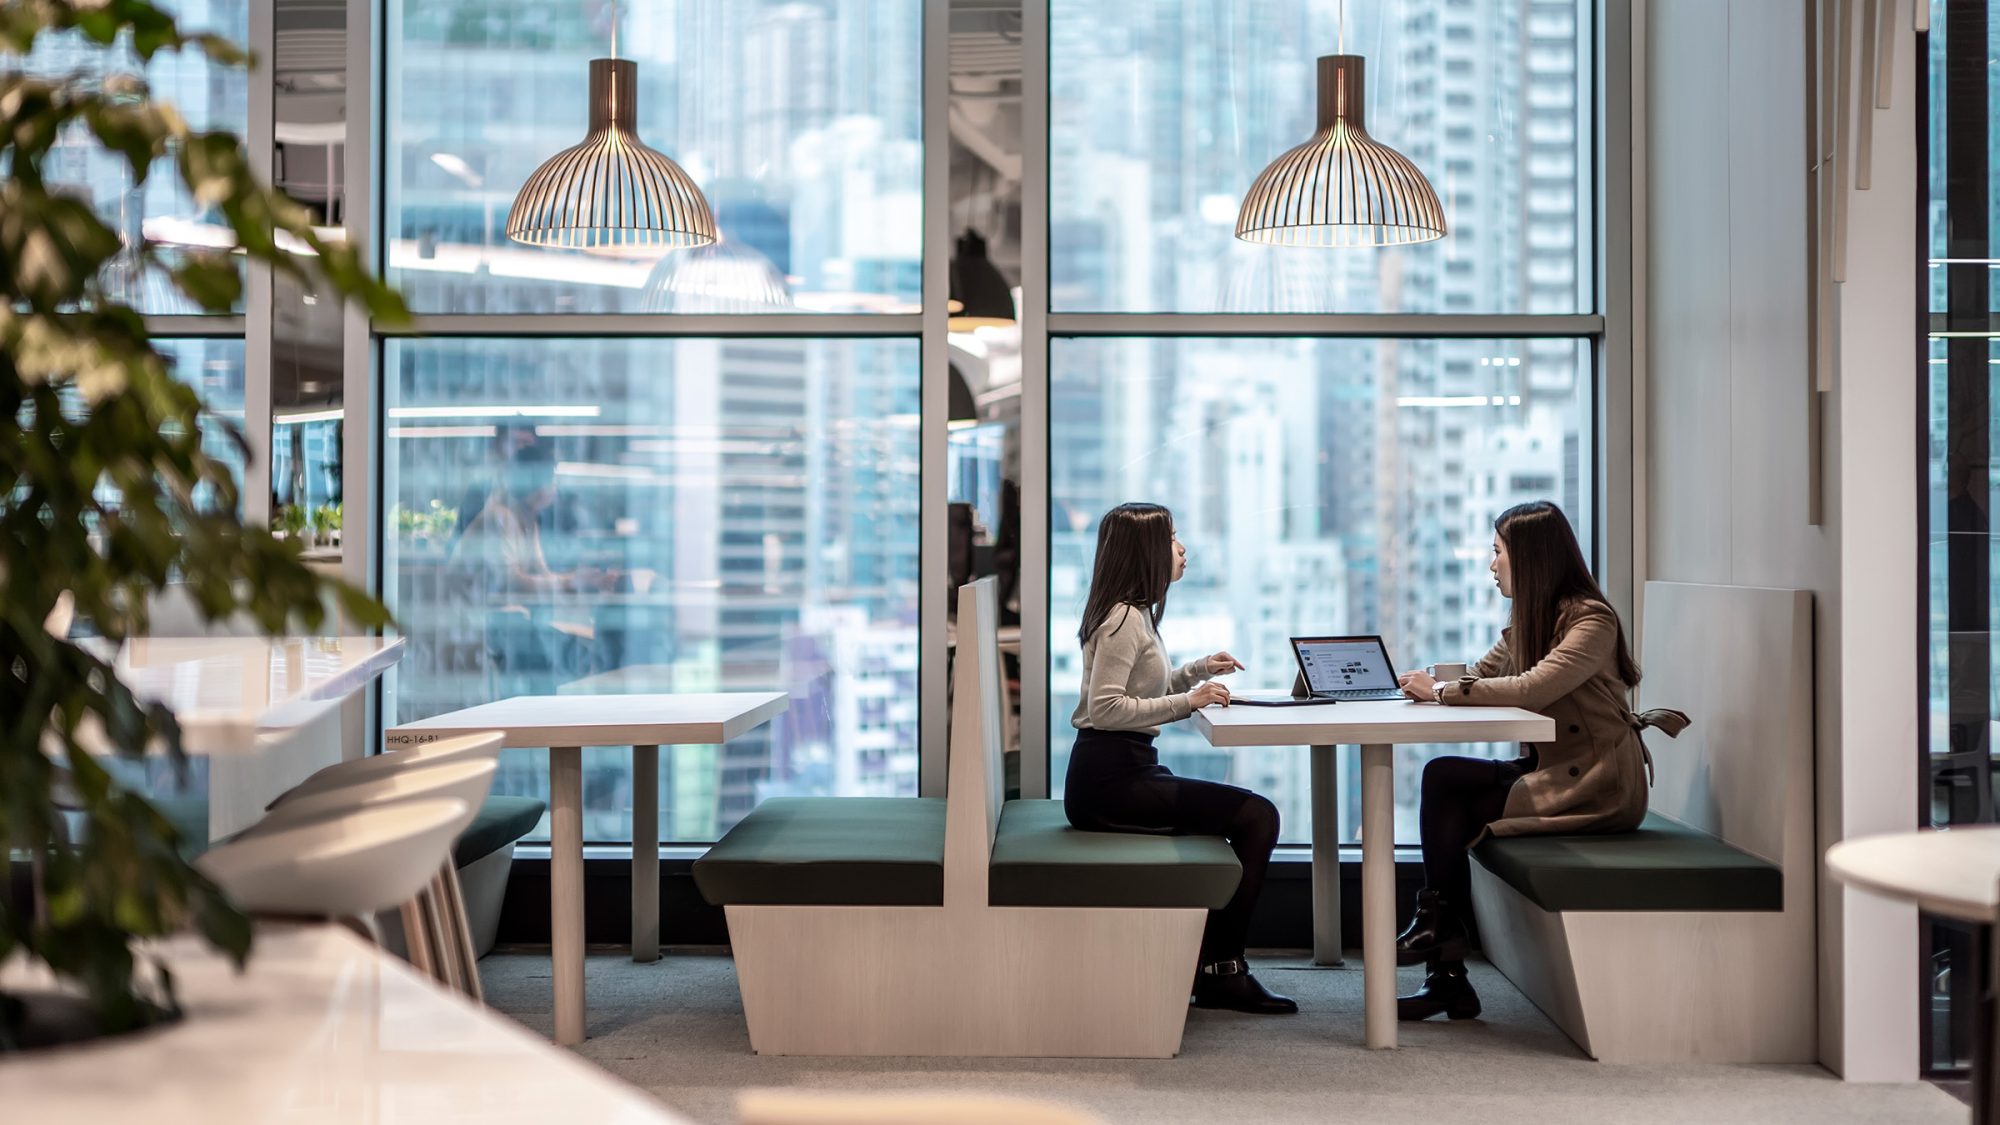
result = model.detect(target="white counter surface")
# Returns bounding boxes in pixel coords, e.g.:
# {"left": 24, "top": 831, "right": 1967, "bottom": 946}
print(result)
{"left": 0, "top": 925, "right": 692, "bottom": 1124}
{"left": 95, "top": 636, "right": 404, "bottom": 754}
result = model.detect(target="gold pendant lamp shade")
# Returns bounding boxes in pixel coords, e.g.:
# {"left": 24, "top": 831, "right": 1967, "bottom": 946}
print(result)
{"left": 507, "top": 58, "right": 717, "bottom": 258}
{"left": 1236, "top": 55, "right": 1446, "bottom": 248}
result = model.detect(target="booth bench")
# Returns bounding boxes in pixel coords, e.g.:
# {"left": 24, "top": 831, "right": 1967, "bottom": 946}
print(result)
{"left": 694, "top": 578, "right": 1240, "bottom": 1057}
{"left": 1469, "top": 582, "right": 1816, "bottom": 1063}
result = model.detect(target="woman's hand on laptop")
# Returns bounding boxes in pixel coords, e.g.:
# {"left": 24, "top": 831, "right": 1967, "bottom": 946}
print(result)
{"left": 1189, "top": 682, "right": 1232, "bottom": 709}
{"left": 1398, "top": 670, "right": 1439, "bottom": 701}
{"left": 1204, "top": 651, "right": 1245, "bottom": 676}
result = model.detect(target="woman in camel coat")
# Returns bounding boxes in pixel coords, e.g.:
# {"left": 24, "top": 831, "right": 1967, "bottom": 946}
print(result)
{"left": 1391, "top": 501, "right": 1687, "bottom": 1022}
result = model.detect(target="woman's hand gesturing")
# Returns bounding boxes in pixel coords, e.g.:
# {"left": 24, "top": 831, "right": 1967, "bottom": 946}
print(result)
{"left": 1205, "top": 651, "right": 1245, "bottom": 676}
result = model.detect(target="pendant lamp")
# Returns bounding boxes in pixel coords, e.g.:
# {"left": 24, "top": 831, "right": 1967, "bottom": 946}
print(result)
{"left": 1236, "top": 53, "right": 1447, "bottom": 248}
{"left": 948, "top": 229, "right": 1014, "bottom": 331}
{"left": 507, "top": 3, "right": 715, "bottom": 257}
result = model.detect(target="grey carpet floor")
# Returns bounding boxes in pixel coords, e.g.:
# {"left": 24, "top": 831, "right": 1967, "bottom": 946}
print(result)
{"left": 479, "top": 949, "right": 1962, "bottom": 1125}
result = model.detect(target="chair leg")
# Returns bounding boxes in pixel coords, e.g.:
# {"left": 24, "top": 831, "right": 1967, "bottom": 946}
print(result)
{"left": 400, "top": 898, "right": 438, "bottom": 980}
{"left": 440, "top": 860, "right": 485, "bottom": 1003}
{"left": 418, "top": 882, "right": 458, "bottom": 993}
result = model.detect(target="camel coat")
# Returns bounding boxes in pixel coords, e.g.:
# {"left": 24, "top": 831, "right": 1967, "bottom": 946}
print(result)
{"left": 1437, "top": 598, "right": 1688, "bottom": 838}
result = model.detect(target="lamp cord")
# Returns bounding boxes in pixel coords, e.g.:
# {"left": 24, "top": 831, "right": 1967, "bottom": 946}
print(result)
{"left": 611, "top": 0, "right": 619, "bottom": 60}
{"left": 1338, "top": 0, "right": 1344, "bottom": 55}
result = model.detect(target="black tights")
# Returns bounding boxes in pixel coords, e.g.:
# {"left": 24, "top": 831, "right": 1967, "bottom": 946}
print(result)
{"left": 1065, "top": 729, "right": 1281, "bottom": 963}
{"left": 1204, "top": 793, "right": 1280, "bottom": 962}
{"left": 1418, "top": 752, "right": 1534, "bottom": 920}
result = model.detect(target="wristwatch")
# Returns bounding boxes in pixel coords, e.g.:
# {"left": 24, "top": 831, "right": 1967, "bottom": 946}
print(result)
{"left": 1431, "top": 681, "right": 1446, "bottom": 703}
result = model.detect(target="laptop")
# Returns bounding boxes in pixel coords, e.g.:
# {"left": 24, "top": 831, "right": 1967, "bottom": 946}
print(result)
{"left": 1230, "top": 634, "right": 1409, "bottom": 706}
{"left": 1289, "top": 635, "right": 1408, "bottom": 701}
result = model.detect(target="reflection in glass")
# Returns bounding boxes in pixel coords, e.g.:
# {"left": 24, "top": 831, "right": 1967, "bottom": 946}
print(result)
{"left": 1049, "top": 337, "right": 1589, "bottom": 845}
{"left": 270, "top": 0, "right": 348, "bottom": 554}
{"left": 387, "top": 0, "right": 923, "bottom": 314}
{"left": 5, "top": 0, "right": 249, "bottom": 313}
{"left": 382, "top": 338, "right": 921, "bottom": 843}
{"left": 1923, "top": 0, "right": 1994, "bottom": 1074}
{"left": 160, "top": 339, "right": 249, "bottom": 513}
{"left": 1050, "top": 0, "right": 1590, "bottom": 314}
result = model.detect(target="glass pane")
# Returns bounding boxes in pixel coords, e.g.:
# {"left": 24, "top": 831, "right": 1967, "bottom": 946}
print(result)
{"left": 3, "top": 0, "right": 250, "bottom": 313}
{"left": 1049, "top": 336, "right": 1590, "bottom": 845}
{"left": 270, "top": 0, "right": 349, "bottom": 559}
{"left": 382, "top": 337, "right": 921, "bottom": 843}
{"left": 164, "top": 338, "right": 249, "bottom": 512}
{"left": 948, "top": 334, "right": 1023, "bottom": 794}
{"left": 1923, "top": 0, "right": 1998, "bottom": 1073}
{"left": 1049, "top": 0, "right": 1591, "bottom": 314}
{"left": 385, "top": 0, "right": 923, "bottom": 314}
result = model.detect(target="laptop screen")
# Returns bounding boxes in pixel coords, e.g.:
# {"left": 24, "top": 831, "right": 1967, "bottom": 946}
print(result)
{"left": 1292, "top": 637, "right": 1398, "bottom": 694}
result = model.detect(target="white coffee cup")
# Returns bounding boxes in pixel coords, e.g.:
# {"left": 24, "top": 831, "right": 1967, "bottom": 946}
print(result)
{"left": 1429, "top": 661, "right": 1468, "bottom": 681}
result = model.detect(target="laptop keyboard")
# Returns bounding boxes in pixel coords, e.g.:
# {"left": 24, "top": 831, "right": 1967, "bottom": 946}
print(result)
{"left": 1330, "top": 688, "right": 1405, "bottom": 700}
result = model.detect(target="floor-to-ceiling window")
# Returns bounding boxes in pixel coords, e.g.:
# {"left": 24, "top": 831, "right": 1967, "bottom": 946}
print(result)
{"left": 377, "top": 0, "right": 924, "bottom": 844}
{"left": 1043, "top": 0, "right": 1602, "bottom": 844}
{"left": 73, "top": 0, "right": 1618, "bottom": 856}
{"left": 6, "top": 0, "right": 251, "bottom": 493}
{"left": 1923, "top": 0, "right": 1995, "bottom": 1079}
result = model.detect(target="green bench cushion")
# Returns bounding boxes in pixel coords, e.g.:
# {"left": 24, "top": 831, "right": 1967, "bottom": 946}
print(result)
{"left": 455, "top": 795, "right": 547, "bottom": 867}
{"left": 988, "top": 800, "right": 1241, "bottom": 909}
{"left": 1472, "top": 811, "right": 1782, "bottom": 912}
{"left": 693, "top": 797, "right": 947, "bottom": 906}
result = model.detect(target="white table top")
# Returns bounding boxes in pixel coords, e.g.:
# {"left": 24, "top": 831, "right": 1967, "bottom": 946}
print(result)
{"left": 1194, "top": 698, "right": 1555, "bottom": 747}
{"left": 1826, "top": 826, "right": 2000, "bottom": 924}
{"left": 387, "top": 692, "right": 790, "bottom": 748}
{"left": 0, "top": 925, "right": 690, "bottom": 1124}
{"left": 95, "top": 636, "right": 404, "bottom": 755}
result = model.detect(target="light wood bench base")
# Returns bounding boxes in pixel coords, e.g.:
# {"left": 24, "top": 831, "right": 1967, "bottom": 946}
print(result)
{"left": 1471, "top": 861, "right": 1815, "bottom": 1063}
{"left": 727, "top": 902, "right": 1205, "bottom": 1057}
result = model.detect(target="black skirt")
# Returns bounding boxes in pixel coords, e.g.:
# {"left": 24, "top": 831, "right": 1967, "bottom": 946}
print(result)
{"left": 1063, "top": 727, "right": 1257, "bottom": 837}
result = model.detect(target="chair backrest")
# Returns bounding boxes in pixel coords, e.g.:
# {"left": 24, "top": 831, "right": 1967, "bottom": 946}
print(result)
{"left": 257, "top": 757, "right": 497, "bottom": 832}
{"left": 943, "top": 577, "right": 1005, "bottom": 908}
{"left": 198, "top": 797, "right": 468, "bottom": 917}
{"left": 1639, "top": 581, "right": 1813, "bottom": 879}
{"left": 275, "top": 730, "right": 503, "bottom": 808}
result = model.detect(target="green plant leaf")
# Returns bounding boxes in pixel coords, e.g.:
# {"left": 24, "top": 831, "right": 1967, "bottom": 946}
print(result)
{"left": 1, "top": 0, "right": 399, "bottom": 1039}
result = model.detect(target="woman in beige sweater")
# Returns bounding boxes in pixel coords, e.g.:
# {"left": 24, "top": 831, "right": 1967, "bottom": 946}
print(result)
{"left": 1066, "top": 502, "right": 1294, "bottom": 1015}
{"left": 1392, "top": 501, "right": 1686, "bottom": 1021}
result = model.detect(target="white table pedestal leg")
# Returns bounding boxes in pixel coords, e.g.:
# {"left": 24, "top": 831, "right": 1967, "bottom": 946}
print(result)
{"left": 632, "top": 744, "right": 660, "bottom": 963}
{"left": 1361, "top": 743, "right": 1396, "bottom": 1049}
{"left": 550, "top": 746, "right": 585, "bottom": 1045}
{"left": 1309, "top": 744, "right": 1343, "bottom": 965}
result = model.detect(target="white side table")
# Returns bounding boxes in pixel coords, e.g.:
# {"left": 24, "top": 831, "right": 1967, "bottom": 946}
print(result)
{"left": 389, "top": 692, "right": 788, "bottom": 1045}
{"left": 1829, "top": 826, "right": 2000, "bottom": 1123}
{"left": 1196, "top": 699, "right": 1552, "bottom": 1049}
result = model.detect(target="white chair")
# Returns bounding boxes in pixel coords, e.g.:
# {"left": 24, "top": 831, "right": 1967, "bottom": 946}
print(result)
{"left": 252, "top": 756, "right": 497, "bottom": 999}
{"left": 273, "top": 731, "right": 532, "bottom": 969}
{"left": 198, "top": 798, "right": 469, "bottom": 926}
{"left": 738, "top": 1091, "right": 1109, "bottom": 1125}
{"left": 273, "top": 731, "right": 505, "bottom": 808}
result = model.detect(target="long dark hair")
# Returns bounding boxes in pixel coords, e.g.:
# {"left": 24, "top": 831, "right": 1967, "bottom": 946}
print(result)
{"left": 1078, "top": 502, "right": 1176, "bottom": 645}
{"left": 1496, "top": 501, "right": 1641, "bottom": 687}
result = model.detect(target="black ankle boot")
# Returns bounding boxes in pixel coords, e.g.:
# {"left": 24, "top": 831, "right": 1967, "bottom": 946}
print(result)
{"left": 1397, "top": 960, "right": 1481, "bottom": 1022}
{"left": 1395, "top": 887, "right": 1469, "bottom": 966}
{"left": 1191, "top": 959, "right": 1298, "bottom": 1014}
